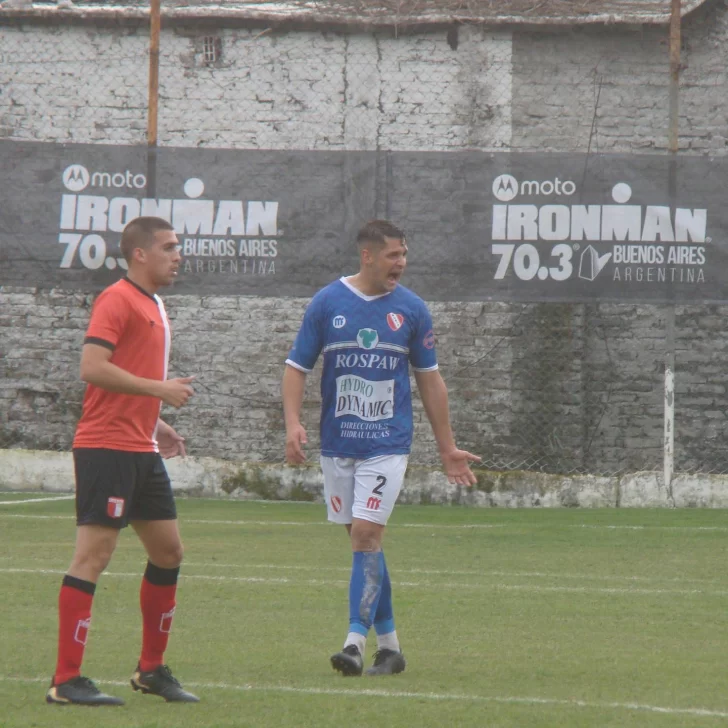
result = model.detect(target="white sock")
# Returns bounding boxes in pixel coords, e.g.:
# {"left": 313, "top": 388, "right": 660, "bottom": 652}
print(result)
{"left": 344, "top": 632, "right": 366, "bottom": 656}
{"left": 376, "top": 630, "right": 400, "bottom": 652}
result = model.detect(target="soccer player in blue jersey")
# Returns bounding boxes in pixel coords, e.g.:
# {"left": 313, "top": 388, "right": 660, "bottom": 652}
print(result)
{"left": 282, "top": 219, "right": 480, "bottom": 677}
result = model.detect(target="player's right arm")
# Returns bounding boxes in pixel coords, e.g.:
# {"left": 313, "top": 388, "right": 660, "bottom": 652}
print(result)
{"left": 281, "top": 292, "right": 326, "bottom": 465}
{"left": 282, "top": 365, "right": 308, "bottom": 464}
{"left": 80, "top": 344, "right": 195, "bottom": 408}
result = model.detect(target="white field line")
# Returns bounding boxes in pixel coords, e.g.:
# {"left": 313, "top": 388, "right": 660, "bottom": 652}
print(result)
{"left": 0, "top": 513, "right": 503, "bottom": 529}
{"left": 4, "top": 511, "right": 728, "bottom": 533}
{"left": 1, "top": 558, "right": 723, "bottom": 587}
{"left": 0, "top": 495, "right": 318, "bottom": 504}
{"left": 571, "top": 524, "right": 728, "bottom": 532}
{"left": 0, "top": 491, "right": 67, "bottom": 496}
{"left": 0, "top": 495, "right": 327, "bottom": 505}
{"left": 2, "top": 567, "right": 728, "bottom": 597}
{"left": 2, "top": 676, "right": 727, "bottom": 719}
{"left": 180, "top": 562, "right": 723, "bottom": 586}
{"left": 0, "top": 496, "right": 75, "bottom": 506}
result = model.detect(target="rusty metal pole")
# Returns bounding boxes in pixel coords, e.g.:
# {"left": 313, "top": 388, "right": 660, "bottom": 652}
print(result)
{"left": 146, "top": 0, "right": 161, "bottom": 198}
{"left": 664, "top": 0, "right": 681, "bottom": 502}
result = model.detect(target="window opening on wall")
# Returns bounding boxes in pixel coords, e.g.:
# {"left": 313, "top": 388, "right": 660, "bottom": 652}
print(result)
{"left": 203, "top": 36, "right": 219, "bottom": 64}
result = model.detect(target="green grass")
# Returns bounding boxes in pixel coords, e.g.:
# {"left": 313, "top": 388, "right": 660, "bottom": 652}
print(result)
{"left": 1, "top": 496, "right": 728, "bottom": 726}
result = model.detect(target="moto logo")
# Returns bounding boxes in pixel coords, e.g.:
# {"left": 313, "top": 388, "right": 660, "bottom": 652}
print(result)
{"left": 63, "top": 164, "right": 90, "bottom": 192}
{"left": 492, "top": 174, "right": 518, "bottom": 202}
{"left": 492, "top": 173, "right": 577, "bottom": 201}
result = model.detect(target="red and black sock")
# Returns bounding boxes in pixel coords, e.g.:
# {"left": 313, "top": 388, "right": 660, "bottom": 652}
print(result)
{"left": 139, "top": 561, "right": 179, "bottom": 672}
{"left": 54, "top": 575, "right": 96, "bottom": 686}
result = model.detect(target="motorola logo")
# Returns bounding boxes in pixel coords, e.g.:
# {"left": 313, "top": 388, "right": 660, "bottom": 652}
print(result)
{"left": 63, "top": 164, "right": 91, "bottom": 192}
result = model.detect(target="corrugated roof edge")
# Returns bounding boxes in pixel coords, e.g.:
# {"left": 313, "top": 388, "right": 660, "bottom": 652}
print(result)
{"left": 0, "top": 0, "right": 711, "bottom": 28}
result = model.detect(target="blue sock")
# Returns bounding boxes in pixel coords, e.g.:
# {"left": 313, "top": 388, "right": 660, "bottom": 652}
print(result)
{"left": 373, "top": 554, "right": 395, "bottom": 636}
{"left": 348, "top": 551, "right": 385, "bottom": 636}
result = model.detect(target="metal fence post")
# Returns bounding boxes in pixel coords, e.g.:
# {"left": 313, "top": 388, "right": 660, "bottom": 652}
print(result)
{"left": 664, "top": 0, "right": 681, "bottom": 502}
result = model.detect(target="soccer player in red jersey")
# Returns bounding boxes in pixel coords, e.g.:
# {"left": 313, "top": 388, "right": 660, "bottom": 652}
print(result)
{"left": 46, "top": 217, "right": 199, "bottom": 706}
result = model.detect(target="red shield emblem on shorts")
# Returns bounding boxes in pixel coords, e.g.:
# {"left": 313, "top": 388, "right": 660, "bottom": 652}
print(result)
{"left": 330, "top": 496, "right": 342, "bottom": 513}
{"left": 387, "top": 313, "right": 404, "bottom": 331}
{"left": 107, "top": 497, "right": 125, "bottom": 519}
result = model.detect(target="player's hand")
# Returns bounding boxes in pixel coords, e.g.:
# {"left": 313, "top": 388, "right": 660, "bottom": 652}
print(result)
{"left": 440, "top": 448, "right": 481, "bottom": 487}
{"left": 157, "top": 424, "right": 187, "bottom": 459}
{"left": 157, "top": 376, "right": 195, "bottom": 408}
{"left": 285, "top": 424, "right": 308, "bottom": 465}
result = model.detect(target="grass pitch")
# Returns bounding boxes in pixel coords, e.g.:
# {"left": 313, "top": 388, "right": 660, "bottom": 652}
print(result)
{"left": 1, "top": 494, "right": 728, "bottom": 727}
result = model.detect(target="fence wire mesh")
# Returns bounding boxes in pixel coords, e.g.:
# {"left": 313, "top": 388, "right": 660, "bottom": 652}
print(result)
{"left": 1, "top": 22, "right": 148, "bottom": 145}
{"left": 0, "top": 5, "right": 721, "bottom": 478}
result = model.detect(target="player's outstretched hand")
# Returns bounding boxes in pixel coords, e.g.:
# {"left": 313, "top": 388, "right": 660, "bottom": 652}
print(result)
{"left": 285, "top": 424, "right": 308, "bottom": 465}
{"left": 440, "top": 448, "right": 481, "bottom": 487}
{"left": 158, "top": 376, "right": 196, "bottom": 408}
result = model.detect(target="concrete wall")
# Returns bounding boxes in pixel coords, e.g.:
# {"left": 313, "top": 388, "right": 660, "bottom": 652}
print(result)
{"left": 4, "top": 448, "right": 728, "bottom": 509}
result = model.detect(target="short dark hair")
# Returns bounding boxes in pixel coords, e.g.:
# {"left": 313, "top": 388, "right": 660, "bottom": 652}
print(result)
{"left": 356, "top": 220, "right": 405, "bottom": 249}
{"left": 120, "top": 216, "right": 174, "bottom": 262}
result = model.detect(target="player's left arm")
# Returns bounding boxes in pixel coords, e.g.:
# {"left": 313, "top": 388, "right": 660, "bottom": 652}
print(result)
{"left": 156, "top": 417, "right": 186, "bottom": 459}
{"left": 414, "top": 369, "right": 480, "bottom": 486}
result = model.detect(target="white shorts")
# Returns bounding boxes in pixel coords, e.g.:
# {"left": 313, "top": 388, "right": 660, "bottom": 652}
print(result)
{"left": 320, "top": 454, "right": 409, "bottom": 526}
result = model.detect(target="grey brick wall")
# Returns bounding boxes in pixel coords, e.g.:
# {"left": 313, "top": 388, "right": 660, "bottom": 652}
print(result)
{"left": 3, "top": 285, "right": 726, "bottom": 475}
{"left": 3, "top": 8, "right": 725, "bottom": 152}
{"left": 0, "top": 23, "right": 512, "bottom": 151}
{"left": 511, "top": 2, "right": 728, "bottom": 153}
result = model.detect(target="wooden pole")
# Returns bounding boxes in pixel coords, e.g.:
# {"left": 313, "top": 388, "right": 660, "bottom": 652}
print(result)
{"left": 146, "top": 0, "right": 161, "bottom": 198}
{"left": 148, "top": 0, "right": 161, "bottom": 148}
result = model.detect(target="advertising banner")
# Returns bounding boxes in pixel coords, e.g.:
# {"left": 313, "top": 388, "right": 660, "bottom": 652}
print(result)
{"left": 1, "top": 141, "right": 726, "bottom": 302}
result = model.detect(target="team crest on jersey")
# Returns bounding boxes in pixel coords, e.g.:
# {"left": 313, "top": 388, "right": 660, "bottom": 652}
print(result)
{"left": 107, "top": 497, "right": 125, "bottom": 519}
{"left": 330, "top": 496, "right": 342, "bottom": 513}
{"left": 387, "top": 313, "right": 404, "bottom": 331}
{"left": 333, "top": 315, "right": 346, "bottom": 329}
{"left": 357, "top": 328, "right": 379, "bottom": 350}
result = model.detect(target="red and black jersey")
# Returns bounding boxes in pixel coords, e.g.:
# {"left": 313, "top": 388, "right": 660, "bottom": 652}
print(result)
{"left": 73, "top": 278, "right": 171, "bottom": 453}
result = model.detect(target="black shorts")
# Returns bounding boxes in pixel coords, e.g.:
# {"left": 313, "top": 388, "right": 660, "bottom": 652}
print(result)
{"left": 73, "top": 448, "right": 177, "bottom": 529}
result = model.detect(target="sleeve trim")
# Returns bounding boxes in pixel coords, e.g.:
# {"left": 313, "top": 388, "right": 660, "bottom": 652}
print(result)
{"left": 285, "top": 359, "right": 312, "bottom": 374}
{"left": 412, "top": 364, "right": 439, "bottom": 373}
{"left": 84, "top": 336, "right": 115, "bottom": 352}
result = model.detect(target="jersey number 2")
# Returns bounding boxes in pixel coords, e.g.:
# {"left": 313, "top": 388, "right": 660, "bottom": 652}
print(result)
{"left": 373, "top": 476, "right": 387, "bottom": 495}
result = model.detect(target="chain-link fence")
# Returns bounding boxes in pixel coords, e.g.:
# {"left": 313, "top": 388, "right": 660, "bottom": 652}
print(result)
{"left": 1, "top": 2, "right": 725, "bottom": 478}
{"left": 2, "top": 5, "right": 693, "bottom": 154}
{"left": 442, "top": 302, "right": 728, "bottom": 478}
